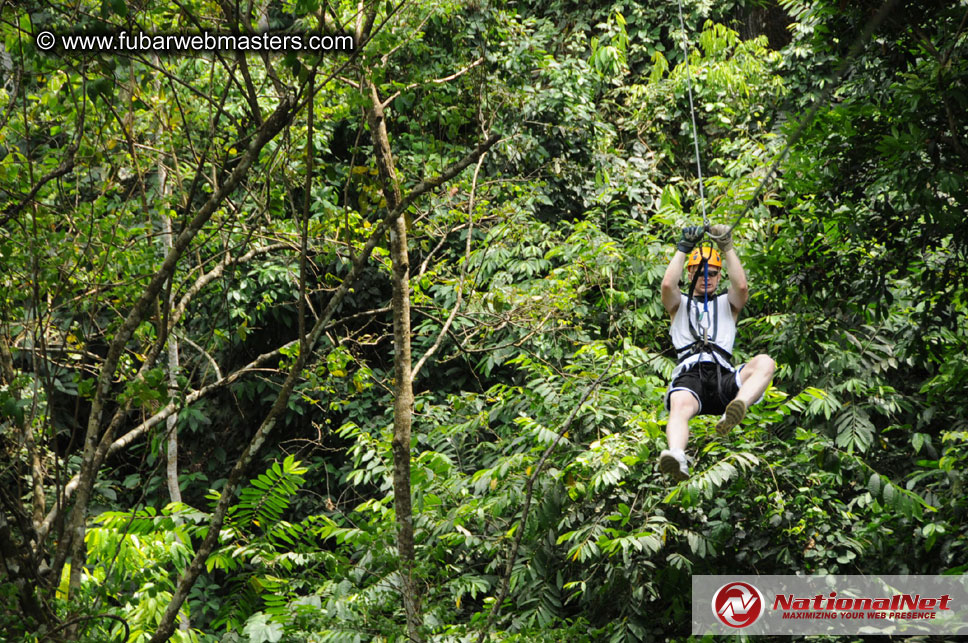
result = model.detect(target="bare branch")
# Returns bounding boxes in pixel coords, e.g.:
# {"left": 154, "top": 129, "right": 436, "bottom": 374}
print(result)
{"left": 412, "top": 149, "right": 487, "bottom": 380}
{"left": 355, "top": 0, "right": 378, "bottom": 44}
{"left": 380, "top": 7, "right": 433, "bottom": 66}
{"left": 381, "top": 57, "right": 484, "bottom": 109}
{"left": 0, "top": 144, "right": 77, "bottom": 228}
{"left": 179, "top": 335, "right": 223, "bottom": 382}
{"left": 235, "top": 50, "right": 264, "bottom": 125}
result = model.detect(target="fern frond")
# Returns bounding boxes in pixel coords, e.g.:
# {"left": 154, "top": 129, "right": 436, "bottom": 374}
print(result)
{"left": 231, "top": 455, "right": 308, "bottom": 530}
{"left": 834, "top": 405, "right": 874, "bottom": 453}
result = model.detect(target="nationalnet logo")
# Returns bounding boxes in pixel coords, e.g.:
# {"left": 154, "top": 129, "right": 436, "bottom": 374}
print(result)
{"left": 693, "top": 575, "right": 968, "bottom": 636}
{"left": 772, "top": 590, "right": 952, "bottom": 621}
{"left": 712, "top": 581, "right": 765, "bottom": 628}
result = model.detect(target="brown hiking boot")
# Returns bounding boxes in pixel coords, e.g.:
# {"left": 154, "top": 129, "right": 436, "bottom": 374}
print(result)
{"left": 716, "top": 399, "right": 747, "bottom": 435}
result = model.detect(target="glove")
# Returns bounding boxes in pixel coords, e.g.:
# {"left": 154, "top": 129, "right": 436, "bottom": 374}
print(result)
{"left": 677, "top": 225, "right": 704, "bottom": 254}
{"left": 708, "top": 224, "right": 733, "bottom": 253}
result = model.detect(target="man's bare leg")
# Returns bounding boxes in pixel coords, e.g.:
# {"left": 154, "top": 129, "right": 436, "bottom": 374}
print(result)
{"left": 716, "top": 354, "right": 775, "bottom": 435}
{"left": 661, "top": 391, "right": 699, "bottom": 480}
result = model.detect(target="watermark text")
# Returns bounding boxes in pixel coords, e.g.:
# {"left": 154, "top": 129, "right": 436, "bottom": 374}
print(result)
{"left": 36, "top": 30, "right": 354, "bottom": 54}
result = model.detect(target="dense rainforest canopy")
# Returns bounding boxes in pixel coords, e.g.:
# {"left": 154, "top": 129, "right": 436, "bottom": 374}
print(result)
{"left": 1, "top": 0, "right": 966, "bottom": 641}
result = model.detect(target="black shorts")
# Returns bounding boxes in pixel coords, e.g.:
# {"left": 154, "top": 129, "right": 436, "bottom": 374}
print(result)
{"left": 665, "top": 361, "right": 743, "bottom": 416}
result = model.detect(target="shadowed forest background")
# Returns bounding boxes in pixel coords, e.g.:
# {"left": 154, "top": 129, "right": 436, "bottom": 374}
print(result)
{"left": 1, "top": 0, "right": 966, "bottom": 641}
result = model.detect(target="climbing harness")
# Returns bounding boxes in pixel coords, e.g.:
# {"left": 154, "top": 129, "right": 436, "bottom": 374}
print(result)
{"left": 679, "top": 249, "right": 733, "bottom": 408}
{"left": 681, "top": 247, "right": 727, "bottom": 361}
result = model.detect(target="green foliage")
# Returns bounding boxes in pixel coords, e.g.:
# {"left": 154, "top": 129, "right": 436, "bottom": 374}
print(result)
{"left": 79, "top": 504, "right": 206, "bottom": 642}
{"left": 73, "top": 458, "right": 335, "bottom": 641}
{"left": 228, "top": 455, "right": 309, "bottom": 529}
{"left": 3, "top": 0, "right": 967, "bottom": 641}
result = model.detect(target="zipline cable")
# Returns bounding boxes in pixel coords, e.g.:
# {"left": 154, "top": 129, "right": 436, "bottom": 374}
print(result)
{"left": 674, "top": 0, "right": 901, "bottom": 241}
{"left": 712, "top": 0, "right": 901, "bottom": 239}
{"left": 675, "top": 0, "right": 709, "bottom": 230}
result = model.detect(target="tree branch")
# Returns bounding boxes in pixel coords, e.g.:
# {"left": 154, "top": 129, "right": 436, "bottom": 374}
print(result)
{"left": 381, "top": 57, "right": 484, "bottom": 109}
{"left": 148, "top": 128, "right": 500, "bottom": 643}
{"left": 50, "top": 94, "right": 297, "bottom": 588}
{"left": 0, "top": 144, "right": 77, "bottom": 228}
{"left": 412, "top": 149, "right": 486, "bottom": 380}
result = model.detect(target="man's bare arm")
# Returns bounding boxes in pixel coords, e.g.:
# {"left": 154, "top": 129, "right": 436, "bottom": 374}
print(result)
{"left": 724, "top": 248, "right": 748, "bottom": 316}
{"left": 661, "top": 250, "right": 688, "bottom": 317}
{"left": 665, "top": 225, "right": 704, "bottom": 317}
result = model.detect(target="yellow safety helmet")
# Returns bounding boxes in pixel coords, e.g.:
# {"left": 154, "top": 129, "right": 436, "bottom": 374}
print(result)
{"left": 687, "top": 245, "right": 722, "bottom": 268}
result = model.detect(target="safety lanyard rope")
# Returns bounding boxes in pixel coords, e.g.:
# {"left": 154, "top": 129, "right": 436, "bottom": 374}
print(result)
{"left": 675, "top": 0, "right": 708, "bottom": 230}
{"left": 685, "top": 257, "right": 717, "bottom": 400}
{"left": 686, "top": 258, "right": 711, "bottom": 347}
{"left": 703, "top": 260, "right": 709, "bottom": 337}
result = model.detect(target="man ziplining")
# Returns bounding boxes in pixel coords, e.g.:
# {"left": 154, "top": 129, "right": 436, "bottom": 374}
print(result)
{"left": 657, "top": 224, "right": 776, "bottom": 481}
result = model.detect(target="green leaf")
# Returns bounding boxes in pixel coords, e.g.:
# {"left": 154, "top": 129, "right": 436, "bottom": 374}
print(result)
{"left": 867, "top": 473, "right": 881, "bottom": 496}
{"left": 882, "top": 483, "right": 896, "bottom": 506}
{"left": 242, "top": 612, "right": 283, "bottom": 643}
{"left": 912, "top": 432, "right": 925, "bottom": 454}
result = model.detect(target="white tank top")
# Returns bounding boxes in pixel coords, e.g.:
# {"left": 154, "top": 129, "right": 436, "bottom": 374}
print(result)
{"left": 669, "top": 292, "right": 736, "bottom": 380}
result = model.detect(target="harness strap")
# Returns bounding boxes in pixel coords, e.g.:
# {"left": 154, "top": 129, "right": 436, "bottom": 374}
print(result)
{"left": 684, "top": 258, "right": 724, "bottom": 354}
{"left": 681, "top": 261, "right": 733, "bottom": 408}
{"left": 703, "top": 259, "right": 709, "bottom": 324}
{"left": 685, "top": 262, "right": 705, "bottom": 343}
{"left": 676, "top": 340, "right": 733, "bottom": 364}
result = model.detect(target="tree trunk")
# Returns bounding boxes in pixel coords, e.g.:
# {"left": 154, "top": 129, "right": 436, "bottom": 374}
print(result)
{"left": 0, "top": 336, "right": 50, "bottom": 627}
{"left": 366, "top": 79, "right": 422, "bottom": 642}
{"left": 157, "top": 151, "right": 190, "bottom": 633}
{"left": 158, "top": 165, "right": 183, "bottom": 509}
